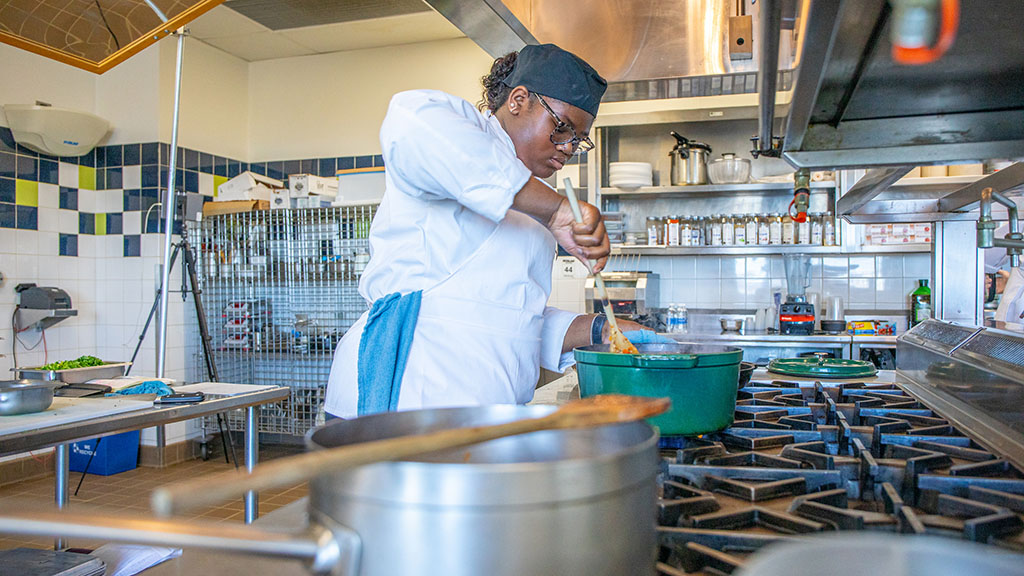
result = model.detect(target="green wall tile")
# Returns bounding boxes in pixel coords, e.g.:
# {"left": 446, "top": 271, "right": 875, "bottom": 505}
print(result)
{"left": 15, "top": 180, "right": 38, "bottom": 207}
{"left": 95, "top": 213, "right": 106, "bottom": 236}
{"left": 213, "top": 175, "right": 228, "bottom": 198}
{"left": 79, "top": 166, "right": 96, "bottom": 191}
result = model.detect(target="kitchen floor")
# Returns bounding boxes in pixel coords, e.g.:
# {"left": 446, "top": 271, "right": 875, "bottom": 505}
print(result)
{"left": 0, "top": 443, "right": 307, "bottom": 551}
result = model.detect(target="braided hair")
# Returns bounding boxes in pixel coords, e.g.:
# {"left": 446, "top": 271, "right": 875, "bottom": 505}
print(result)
{"left": 478, "top": 51, "right": 519, "bottom": 112}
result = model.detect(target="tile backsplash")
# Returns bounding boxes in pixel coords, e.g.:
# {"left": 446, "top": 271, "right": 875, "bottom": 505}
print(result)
{"left": 548, "top": 252, "right": 933, "bottom": 316}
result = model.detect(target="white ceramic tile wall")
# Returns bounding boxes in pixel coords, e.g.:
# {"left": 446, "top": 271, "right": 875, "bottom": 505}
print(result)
{"left": 548, "top": 251, "right": 934, "bottom": 312}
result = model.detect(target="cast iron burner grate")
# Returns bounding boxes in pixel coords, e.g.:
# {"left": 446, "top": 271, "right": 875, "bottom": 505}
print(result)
{"left": 654, "top": 378, "right": 1024, "bottom": 575}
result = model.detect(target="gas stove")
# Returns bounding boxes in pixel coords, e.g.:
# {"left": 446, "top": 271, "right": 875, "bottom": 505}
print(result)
{"left": 654, "top": 375, "right": 1024, "bottom": 575}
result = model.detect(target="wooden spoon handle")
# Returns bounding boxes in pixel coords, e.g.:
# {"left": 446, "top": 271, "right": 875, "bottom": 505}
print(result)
{"left": 151, "top": 414, "right": 556, "bottom": 517}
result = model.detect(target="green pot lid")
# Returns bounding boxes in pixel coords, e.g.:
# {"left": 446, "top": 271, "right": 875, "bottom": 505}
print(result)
{"left": 768, "top": 356, "right": 878, "bottom": 378}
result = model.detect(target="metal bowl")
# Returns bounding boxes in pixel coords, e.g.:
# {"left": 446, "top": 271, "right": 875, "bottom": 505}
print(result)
{"left": 720, "top": 318, "right": 746, "bottom": 332}
{"left": 0, "top": 379, "right": 62, "bottom": 415}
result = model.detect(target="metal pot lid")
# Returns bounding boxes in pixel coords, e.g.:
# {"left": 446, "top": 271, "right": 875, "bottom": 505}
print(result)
{"left": 669, "top": 131, "right": 712, "bottom": 154}
{"left": 767, "top": 356, "right": 878, "bottom": 378}
{"left": 0, "top": 379, "right": 60, "bottom": 391}
{"left": 574, "top": 343, "right": 743, "bottom": 368}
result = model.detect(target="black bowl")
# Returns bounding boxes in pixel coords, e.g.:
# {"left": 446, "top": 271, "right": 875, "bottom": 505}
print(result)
{"left": 738, "top": 362, "right": 756, "bottom": 390}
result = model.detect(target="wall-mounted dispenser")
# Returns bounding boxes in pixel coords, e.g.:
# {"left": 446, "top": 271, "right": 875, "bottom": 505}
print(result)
{"left": 2, "top": 103, "right": 110, "bottom": 157}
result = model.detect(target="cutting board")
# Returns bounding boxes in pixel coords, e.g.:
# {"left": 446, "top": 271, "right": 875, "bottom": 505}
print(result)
{"left": 0, "top": 396, "right": 154, "bottom": 436}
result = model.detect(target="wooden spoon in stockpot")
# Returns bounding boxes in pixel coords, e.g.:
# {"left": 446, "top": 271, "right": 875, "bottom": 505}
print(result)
{"left": 151, "top": 394, "right": 669, "bottom": 517}
{"left": 562, "top": 179, "right": 639, "bottom": 354}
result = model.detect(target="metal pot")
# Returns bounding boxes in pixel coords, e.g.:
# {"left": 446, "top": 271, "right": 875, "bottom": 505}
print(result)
{"left": 0, "top": 379, "right": 61, "bottom": 415}
{"left": 669, "top": 131, "right": 712, "bottom": 185}
{"left": 0, "top": 406, "right": 660, "bottom": 576}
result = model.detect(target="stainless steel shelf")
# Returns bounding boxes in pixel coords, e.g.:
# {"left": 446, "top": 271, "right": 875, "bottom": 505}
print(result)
{"left": 611, "top": 244, "right": 929, "bottom": 256}
{"left": 600, "top": 181, "right": 835, "bottom": 197}
{"left": 890, "top": 175, "right": 983, "bottom": 191}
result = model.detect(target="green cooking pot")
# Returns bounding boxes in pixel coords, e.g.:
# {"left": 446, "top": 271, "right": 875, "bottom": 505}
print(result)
{"left": 574, "top": 343, "right": 743, "bottom": 435}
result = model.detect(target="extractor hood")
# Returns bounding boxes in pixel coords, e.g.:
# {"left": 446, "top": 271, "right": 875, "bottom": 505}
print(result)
{"left": 783, "top": 0, "right": 1024, "bottom": 169}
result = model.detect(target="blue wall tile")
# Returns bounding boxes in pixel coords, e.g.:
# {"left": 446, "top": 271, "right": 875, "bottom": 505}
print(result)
{"left": 249, "top": 162, "right": 266, "bottom": 176}
{"left": 16, "top": 205, "right": 37, "bottom": 230}
{"left": 145, "top": 210, "right": 164, "bottom": 233}
{"left": 160, "top": 143, "right": 170, "bottom": 166}
{"left": 141, "top": 143, "right": 159, "bottom": 165}
{"left": 59, "top": 233, "right": 78, "bottom": 256}
{"left": 106, "top": 212, "right": 123, "bottom": 234}
{"left": 141, "top": 188, "right": 160, "bottom": 212}
{"left": 95, "top": 147, "right": 106, "bottom": 168}
{"left": 0, "top": 152, "right": 15, "bottom": 178}
{"left": 124, "top": 234, "right": 141, "bottom": 257}
{"left": 16, "top": 144, "right": 38, "bottom": 157}
{"left": 184, "top": 170, "right": 199, "bottom": 193}
{"left": 0, "top": 203, "right": 13, "bottom": 228}
{"left": 79, "top": 212, "right": 95, "bottom": 234}
{"left": 59, "top": 187, "right": 78, "bottom": 210}
{"left": 282, "top": 160, "right": 300, "bottom": 178}
{"left": 79, "top": 149, "right": 95, "bottom": 168}
{"left": 123, "top": 144, "right": 141, "bottom": 165}
{"left": 355, "top": 155, "right": 373, "bottom": 169}
{"left": 105, "top": 167, "right": 122, "bottom": 189}
{"left": 214, "top": 156, "right": 227, "bottom": 177}
{"left": 123, "top": 189, "right": 140, "bottom": 211}
{"left": 16, "top": 155, "right": 37, "bottom": 180}
{"left": 0, "top": 178, "right": 14, "bottom": 203}
{"left": 267, "top": 162, "right": 283, "bottom": 180}
{"left": 106, "top": 145, "right": 123, "bottom": 167}
{"left": 39, "top": 159, "right": 58, "bottom": 184}
{"left": 142, "top": 165, "right": 160, "bottom": 188}
{"left": 199, "top": 152, "right": 213, "bottom": 173}
{"left": 227, "top": 160, "right": 241, "bottom": 178}
{"left": 59, "top": 154, "right": 80, "bottom": 165}
{"left": 337, "top": 157, "right": 354, "bottom": 170}
{"left": 183, "top": 148, "right": 199, "bottom": 170}
{"left": 373, "top": 155, "right": 384, "bottom": 168}
{"left": 299, "top": 159, "right": 315, "bottom": 175}
{"left": 318, "top": 158, "right": 336, "bottom": 177}
{"left": 0, "top": 128, "right": 16, "bottom": 153}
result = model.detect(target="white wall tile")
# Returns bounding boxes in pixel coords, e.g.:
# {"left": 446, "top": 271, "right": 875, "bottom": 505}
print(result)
{"left": 720, "top": 277, "right": 746, "bottom": 305}
{"left": 695, "top": 279, "right": 722, "bottom": 305}
{"left": 822, "top": 256, "right": 848, "bottom": 278}
{"left": 745, "top": 279, "right": 772, "bottom": 305}
{"left": 769, "top": 256, "right": 784, "bottom": 278}
{"left": 0, "top": 229, "right": 16, "bottom": 254}
{"left": 696, "top": 256, "right": 720, "bottom": 278}
{"left": 848, "top": 278, "right": 876, "bottom": 304}
{"left": 38, "top": 183, "right": 59, "bottom": 209}
{"left": 199, "top": 172, "right": 215, "bottom": 197}
{"left": 904, "top": 253, "right": 931, "bottom": 278}
{"left": 671, "top": 256, "right": 696, "bottom": 279}
{"left": 822, "top": 279, "right": 849, "bottom": 302}
{"left": 669, "top": 279, "right": 696, "bottom": 307}
{"left": 848, "top": 256, "right": 875, "bottom": 278}
{"left": 745, "top": 256, "right": 769, "bottom": 278}
{"left": 37, "top": 233, "right": 58, "bottom": 269}
{"left": 77, "top": 189, "right": 96, "bottom": 212}
{"left": 16, "top": 254, "right": 39, "bottom": 278}
{"left": 58, "top": 162, "right": 79, "bottom": 188}
{"left": 122, "top": 165, "right": 142, "bottom": 190}
{"left": 123, "top": 211, "right": 142, "bottom": 235}
{"left": 58, "top": 210, "right": 78, "bottom": 234}
{"left": 721, "top": 256, "right": 746, "bottom": 278}
{"left": 876, "top": 277, "right": 908, "bottom": 306}
{"left": 37, "top": 207, "right": 59, "bottom": 232}
{"left": 15, "top": 230, "right": 37, "bottom": 255}
{"left": 876, "top": 255, "right": 904, "bottom": 277}
{"left": 808, "top": 257, "right": 823, "bottom": 278}
{"left": 100, "top": 190, "right": 122, "bottom": 213}
{"left": 645, "top": 256, "right": 673, "bottom": 279}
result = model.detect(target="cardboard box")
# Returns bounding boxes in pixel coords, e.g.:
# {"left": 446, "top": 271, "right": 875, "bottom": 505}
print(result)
{"left": 270, "top": 189, "right": 291, "bottom": 209}
{"left": 289, "top": 174, "right": 338, "bottom": 198}
{"left": 217, "top": 171, "right": 284, "bottom": 202}
{"left": 335, "top": 167, "right": 386, "bottom": 205}
{"left": 203, "top": 200, "right": 269, "bottom": 216}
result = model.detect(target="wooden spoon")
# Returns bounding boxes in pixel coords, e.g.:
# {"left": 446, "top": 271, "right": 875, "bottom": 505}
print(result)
{"left": 562, "top": 179, "right": 639, "bottom": 354}
{"left": 151, "top": 394, "right": 669, "bottom": 517}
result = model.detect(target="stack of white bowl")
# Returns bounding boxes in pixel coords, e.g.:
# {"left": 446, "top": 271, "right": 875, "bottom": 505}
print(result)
{"left": 609, "top": 162, "right": 653, "bottom": 190}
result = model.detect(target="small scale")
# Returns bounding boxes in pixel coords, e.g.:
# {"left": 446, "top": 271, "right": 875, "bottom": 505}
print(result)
{"left": 768, "top": 353, "right": 878, "bottom": 379}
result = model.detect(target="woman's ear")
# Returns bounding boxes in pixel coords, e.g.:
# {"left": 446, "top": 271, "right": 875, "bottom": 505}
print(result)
{"left": 507, "top": 85, "right": 530, "bottom": 116}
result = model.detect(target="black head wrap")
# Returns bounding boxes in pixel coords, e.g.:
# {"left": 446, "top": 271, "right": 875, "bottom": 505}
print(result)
{"left": 502, "top": 44, "right": 607, "bottom": 117}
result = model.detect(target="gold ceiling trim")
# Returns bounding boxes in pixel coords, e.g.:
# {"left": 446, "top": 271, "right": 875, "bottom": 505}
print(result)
{"left": 0, "top": 0, "right": 224, "bottom": 74}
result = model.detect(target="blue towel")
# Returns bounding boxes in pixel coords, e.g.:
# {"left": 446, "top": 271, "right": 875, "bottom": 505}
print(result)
{"left": 357, "top": 291, "right": 422, "bottom": 416}
{"left": 106, "top": 380, "right": 175, "bottom": 397}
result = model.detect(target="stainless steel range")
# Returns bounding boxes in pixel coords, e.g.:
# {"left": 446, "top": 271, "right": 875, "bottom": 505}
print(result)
{"left": 654, "top": 319, "right": 1024, "bottom": 575}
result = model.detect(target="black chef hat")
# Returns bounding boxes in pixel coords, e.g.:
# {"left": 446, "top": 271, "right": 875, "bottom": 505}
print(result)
{"left": 502, "top": 44, "right": 607, "bottom": 118}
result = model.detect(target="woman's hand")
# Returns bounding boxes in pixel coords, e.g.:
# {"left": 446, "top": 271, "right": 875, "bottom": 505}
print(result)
{"left": 548, "top": 197, "right": 610, "bottom": 273}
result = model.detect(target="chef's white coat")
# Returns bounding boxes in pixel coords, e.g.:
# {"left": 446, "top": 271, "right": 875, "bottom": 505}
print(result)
{"left": 324, "top": 90, "right": 580, "bottom": 418}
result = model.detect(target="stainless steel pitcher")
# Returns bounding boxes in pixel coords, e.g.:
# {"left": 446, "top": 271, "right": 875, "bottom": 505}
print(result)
{"left": 669, "top": 131, "right": 712, "bottom": 185}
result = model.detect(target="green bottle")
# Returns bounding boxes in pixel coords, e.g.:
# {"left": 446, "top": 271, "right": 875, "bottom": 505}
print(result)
{"left": 911, "top": 279, "right": 932, "bottom": 326}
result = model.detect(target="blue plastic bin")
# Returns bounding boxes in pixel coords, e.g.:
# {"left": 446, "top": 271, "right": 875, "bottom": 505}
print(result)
{"left": 69, "top": 431, "right": 140, "bottom": 476}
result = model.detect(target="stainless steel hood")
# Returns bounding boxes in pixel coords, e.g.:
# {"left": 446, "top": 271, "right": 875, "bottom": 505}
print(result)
{"left": 783, "top": 0, "right": 1024, "bottom": 169}
{"left": 423, "top": 0, "right": 797, "bottom": 84}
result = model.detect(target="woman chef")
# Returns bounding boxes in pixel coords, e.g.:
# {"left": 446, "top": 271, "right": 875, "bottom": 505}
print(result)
{"left": 325, "top": 44, "right": 662, "bottom": 419}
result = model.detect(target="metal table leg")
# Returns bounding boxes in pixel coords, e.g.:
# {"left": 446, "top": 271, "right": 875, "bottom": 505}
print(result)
{"left": 54, "top": 443, "right": 69, "bottom": 549}
{"left": 244, "top": 406, "right": 258, "bottom": 523}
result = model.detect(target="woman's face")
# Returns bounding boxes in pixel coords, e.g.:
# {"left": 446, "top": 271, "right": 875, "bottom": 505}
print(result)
{"left": 503, "top": 86, "right": 595, "bottom": 178}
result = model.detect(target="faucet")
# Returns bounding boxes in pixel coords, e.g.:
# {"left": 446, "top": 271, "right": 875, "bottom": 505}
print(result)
{"left": 978, "top": 186, "right": 1023, "bottom": 268}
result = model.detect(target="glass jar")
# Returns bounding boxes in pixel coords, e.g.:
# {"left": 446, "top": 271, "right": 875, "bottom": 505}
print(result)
{"left": 757, "top": 213, "right": 770, "bottom": 245}
{"left": 769, "top": 213, "right": 783, "bottom": 245}
{"left": 810, "top": 213, "right": 823, "bottom": 245}
{"left": 745, "top": 214, "right": 758, "bottom": 245}
{"left": 645, "top": 217, "right": 659, "bottom": 246}
{"left": 666, "top": 215, "right": 681, "bottom": 246}
{"left": 797, "top": 213, "right": 811, "bottom": 245}
{"left": 720, "top": 214, "right": 733, "bottom": 245}
{"left": 693, "top": 217, "right": 703, "bottom": 246}
{"left": 781, "top": 212, "right": 795, "bottom": 244}
{"left": 710, "top": 214, "right": 723, "bottom": 246}
{"left": 824, "top": 211, "right": 836, "bottom": 246}
{"left": 732, "top": 215, "right": 745, "bottom": 245}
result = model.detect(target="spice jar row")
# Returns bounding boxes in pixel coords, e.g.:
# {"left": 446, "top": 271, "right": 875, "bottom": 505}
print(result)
{"left": 644, "top": 212, "right": 836, "bottom": 247}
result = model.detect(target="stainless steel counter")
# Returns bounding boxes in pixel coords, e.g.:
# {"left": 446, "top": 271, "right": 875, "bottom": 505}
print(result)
{"left": 668, "top": 331, "right": 897, "bottom": 362}
{"left": 673, "top": 331, "right": 854, "bottom": 344}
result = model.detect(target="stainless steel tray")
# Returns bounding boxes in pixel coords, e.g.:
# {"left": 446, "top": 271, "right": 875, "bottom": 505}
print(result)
{"left": 14, "top": 362, "right": 131, "bottom": 384}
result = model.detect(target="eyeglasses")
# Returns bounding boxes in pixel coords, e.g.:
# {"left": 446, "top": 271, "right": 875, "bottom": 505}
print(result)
{"left": 532, "top": 92, "right": 594, "bottom": 156}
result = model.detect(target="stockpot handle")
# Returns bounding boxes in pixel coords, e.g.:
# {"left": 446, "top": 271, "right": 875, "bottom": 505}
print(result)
{"left": 631, "top": 354, "right": 698, "bottom": 368}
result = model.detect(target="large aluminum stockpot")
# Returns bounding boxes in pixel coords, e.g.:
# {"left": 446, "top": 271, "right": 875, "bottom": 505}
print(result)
{"left": 306, "top": 405, "right": 661, "bottom": 576}
{"left": 0, "top": 405, "right": 660, "bottom": 576}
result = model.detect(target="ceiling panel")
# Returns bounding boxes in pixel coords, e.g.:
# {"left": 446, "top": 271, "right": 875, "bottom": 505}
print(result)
{"left": 223, "top": 0, "right": 429, "bottom": 31}
{"left": 200, "top": 29, "right": 316, "bottom": 61}
{"left": 185, "top": 3, "right": 267, "bottom": 38}
{"left": 279, "top": 12, "right": 463, "bottom": 54}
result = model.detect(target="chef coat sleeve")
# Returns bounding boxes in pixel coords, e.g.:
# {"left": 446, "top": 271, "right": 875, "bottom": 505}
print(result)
{"left": 540, "top": 306, "right": 582, "bottom": 373}
{"left": 380, "top": 91, "right": 533, "bottom": 223}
